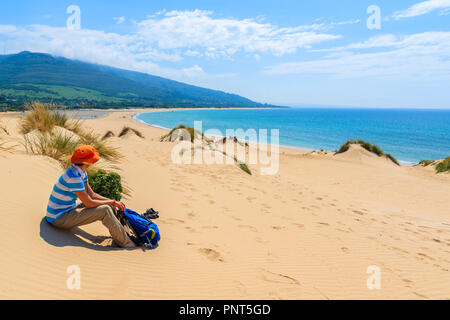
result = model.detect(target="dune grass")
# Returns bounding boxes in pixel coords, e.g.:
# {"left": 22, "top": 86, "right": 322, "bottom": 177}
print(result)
{"left": 217, "top": 136, "right": 249, "bottom": 147}
{"left": 23, "top": 131, "right": 79, "bottom": 166}
{"left": 0, "top": 135, "right": 14, "bottom": 153}
{"left": 0, "top": 124, "right": 8, "bottom": 135}
{"left": 75, "top": 128, "right": 122, "bottom": 163}
{"left": 118, "top": 126, "right": 144, "bottom": 139}
{"left": 418, "top": 160, "right": 434, "bottom": 167}
{"left": 238, "top": 162, "right": 252, "bottom": 175}
{"left": 336, "top": 139, "right": 399, "bottom": 165}
{"left": 0, "top": 122, "right": 12, "bottom": 152}
{"left": 385, "top": 153, "right": 400, "bottom": 166}
{"left": 20, "top": 101, "right": 122, "bottom": 166}
{"left": 19, "top": 101, "right": 70, "bottom": 134}
{"left": 436, "top": 157, "right": 450, "bottom": 173}
{"left": 337, "top": 139, "right": 382, "bottom": 156}
{"left": 163, "top": 124, "right": 252, "bottom": 175}
{"left": 101, "top": 131, "right": 115, "bottom": 140}
{"left": 161, "top": 124, "right": 210, "bottom": 143}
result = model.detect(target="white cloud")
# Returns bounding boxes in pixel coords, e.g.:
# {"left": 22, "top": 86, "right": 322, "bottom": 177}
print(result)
{"left": 0, "top": 25, "right": 17, "bottom": 33}
{"left": 136, "top": 9, "right": 340, "bottom": 57}
{"left": 113, "top": 17, "right": 126, "bottom": 24}
{"left": 330, "top": 19, "right": 361, "bottom": 26}
{"left": 184, "top": 49, "right": 200, "bottom": 57}
{"left": 392, "top": 0, "right": 450, "bottom": 19}
{"left": 265, "top": 32, "right": 450, "bottom": 80}
{"left": 310, "top": 32, "right": 450, "bottom": 52}
{"left": 181, "top": 65, "right": 205, "bottom": 78}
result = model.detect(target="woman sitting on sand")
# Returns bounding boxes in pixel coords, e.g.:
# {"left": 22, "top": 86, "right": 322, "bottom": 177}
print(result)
{"left": 45, "top": 145, "right": 136, "bottom": 248}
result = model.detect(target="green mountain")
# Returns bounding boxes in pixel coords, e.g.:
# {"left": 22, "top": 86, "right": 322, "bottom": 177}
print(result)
{"left": 0, "top": 51, "right": 273, "bottom": 110}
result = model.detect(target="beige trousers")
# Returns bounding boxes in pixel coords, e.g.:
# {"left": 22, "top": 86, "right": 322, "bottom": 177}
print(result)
{"left": 52, "top": 204, "right": 132, "bottom": 247}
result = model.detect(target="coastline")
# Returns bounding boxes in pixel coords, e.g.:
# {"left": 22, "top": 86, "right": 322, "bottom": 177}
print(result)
{"left": 0, "top": 107, "right": 428, "bottom": 165}
{"left": 0, "top": 107, "right": 439, "bottom": 166}
{"left": 131, "top": 109, "right": 419, "bottom": 165}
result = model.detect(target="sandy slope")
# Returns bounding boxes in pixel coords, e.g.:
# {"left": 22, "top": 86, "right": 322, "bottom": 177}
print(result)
{"left": 0, "top": 110, "right": 449, "bottom": 300}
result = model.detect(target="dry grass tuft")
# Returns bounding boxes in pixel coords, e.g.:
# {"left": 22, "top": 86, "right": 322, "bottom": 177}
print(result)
{"left": 19, "top": 101, "right": 69, "bottom": 134}
{"left": 118, "top": 126, "right": 144, "bottom": 139}
{"left": 101, "top": 131, "right": 115, "bottom": 140}
{"left": 20, "top": 101, "right": 122, "bottom": 166}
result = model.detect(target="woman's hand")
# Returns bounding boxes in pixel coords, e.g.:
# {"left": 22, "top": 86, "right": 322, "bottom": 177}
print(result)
{"left": 118, "top": 201, "right": 127, "bottom": 211}
{"left": 111, "top": 200, "right": 126, "bottom": 211}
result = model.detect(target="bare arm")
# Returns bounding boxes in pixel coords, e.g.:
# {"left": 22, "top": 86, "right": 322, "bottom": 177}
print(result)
{"left": 85, "top": 183, "right": 110, "bottom": 201}
{"left": 75, "top": 190, "right": 115, "bottom": 209}
{"left": 79, "top": 183, "right": 127, "bottom": 211}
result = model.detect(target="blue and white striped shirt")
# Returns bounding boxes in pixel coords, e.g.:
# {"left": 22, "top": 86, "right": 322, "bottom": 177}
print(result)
{"left": 46, "top": 165, "right": 88, "bottom": 223}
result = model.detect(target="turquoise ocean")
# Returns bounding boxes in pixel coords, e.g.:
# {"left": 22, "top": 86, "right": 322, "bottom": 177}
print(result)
{"left": 135, "top": 108, "right": 450, "bottom": 165}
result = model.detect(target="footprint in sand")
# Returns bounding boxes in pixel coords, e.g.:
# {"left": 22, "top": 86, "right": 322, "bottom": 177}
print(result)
{"left": 260, "top": 269, "right": 300, "bottom": 286}
{"left": 187, "top": 211, "right": 196, "bottom": 218}
{"left": 417, "top": 252, "right": 435, "bottom": 261}
{"left": 198, "top": 248, "right": 224, "bottom": 262}
{"left": 413, "top": 292, "right": 429, "bottom": 299}
{"left": 165, "top": 218, "right": 186, "bottom": 224}
{"left": 255, "top": 236, "right": 268, "bottom": 244}
{"left": 239, "top": 225, "right": 258, "bottom": 232}
{"left": 232, "top": 280, "right": 248, "bottom": 295}
{"left": 185, "top": 226, "right": 200, "bottom": 233}
{"left": 202, "top": 225, "right": 219, "bottom": 230}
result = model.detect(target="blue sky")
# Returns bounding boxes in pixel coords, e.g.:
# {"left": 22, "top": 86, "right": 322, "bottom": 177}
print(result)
{"left": 1, "top": 0, "right": 449, "bottom": 108}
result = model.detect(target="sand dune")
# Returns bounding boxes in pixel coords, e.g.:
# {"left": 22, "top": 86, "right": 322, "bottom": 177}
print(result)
{"left": 334, "top": 144, "right": 398, "bottom": 168}
{"left": 0, "top": 110, "right": 449, "bottom": 300}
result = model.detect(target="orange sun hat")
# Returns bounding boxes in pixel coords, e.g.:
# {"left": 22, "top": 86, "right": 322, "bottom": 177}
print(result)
{"left": 68, "top": 145, "right": 100, "bottom": 165}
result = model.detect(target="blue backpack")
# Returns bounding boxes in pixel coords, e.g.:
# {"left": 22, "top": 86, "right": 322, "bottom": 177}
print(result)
{"left": 118, "top": 208, "right": 161, "bottom": 249}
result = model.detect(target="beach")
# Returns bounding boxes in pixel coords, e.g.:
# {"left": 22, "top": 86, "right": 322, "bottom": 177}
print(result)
{"left": 0, "top": 109, "right": 449, "bottom": 299}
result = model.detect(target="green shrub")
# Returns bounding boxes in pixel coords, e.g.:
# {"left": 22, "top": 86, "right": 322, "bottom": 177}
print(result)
{"left": 436, "top": 157, "right": 450, "bottom": 173}
{"left": 88, "top": 169, "right": 123, "bottom": 201}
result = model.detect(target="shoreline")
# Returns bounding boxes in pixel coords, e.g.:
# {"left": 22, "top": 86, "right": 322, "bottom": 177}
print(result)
{"left": 131, "top": 109, "right": 418, "bottom": 166}
{"left": 0, "top": 107, "right": 421, "bottom": 166}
